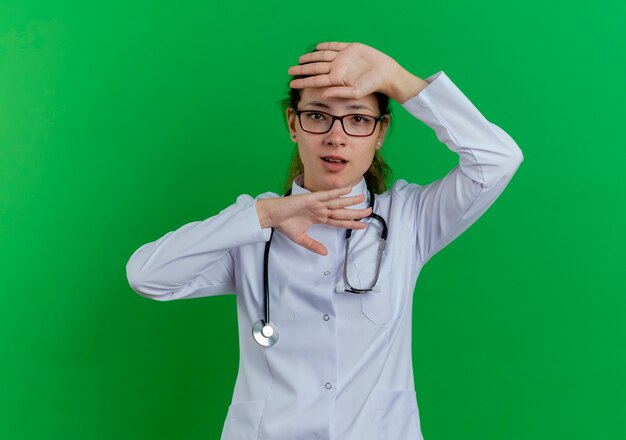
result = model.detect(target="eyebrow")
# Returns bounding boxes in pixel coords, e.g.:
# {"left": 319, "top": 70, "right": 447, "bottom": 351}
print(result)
{"left": 301, "top": 101, "right": 374, "bottom": 112}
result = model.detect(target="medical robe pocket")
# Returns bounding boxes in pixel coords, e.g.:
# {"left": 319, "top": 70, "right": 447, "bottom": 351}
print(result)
{"left": 354, "top": 255, "right": 396, "bottom": 325}
{"left": 220, "top": 399, "right": 265, "bottom": 440}
{"left": 374, "top": 388, "right": 423, "bottom": 440}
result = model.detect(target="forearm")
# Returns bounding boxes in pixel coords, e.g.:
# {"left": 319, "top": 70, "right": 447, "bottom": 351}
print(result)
{"left": 127, "top": 194, "right": 269, "bottom": 295}
{"left": 401, "top": 71, "right": 523, "bottom": 186}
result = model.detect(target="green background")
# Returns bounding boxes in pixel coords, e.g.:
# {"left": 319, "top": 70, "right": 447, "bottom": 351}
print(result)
{"left": 1, "top": 1, "right": 624, "bottom": 439}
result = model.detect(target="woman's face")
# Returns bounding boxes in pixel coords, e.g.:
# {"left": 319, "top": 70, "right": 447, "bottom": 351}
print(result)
{"left": 287, "top": 87, "right": 389, "bottom": 192}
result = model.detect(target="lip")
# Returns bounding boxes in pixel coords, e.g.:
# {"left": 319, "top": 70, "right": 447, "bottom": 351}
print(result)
{"left": 321, "top": 155, "right": 348, "bottom": 162}
{"left": 320, "top": 156, "right": 348, "bottom": 172}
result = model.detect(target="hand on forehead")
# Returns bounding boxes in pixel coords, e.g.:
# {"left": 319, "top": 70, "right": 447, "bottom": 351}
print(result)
{"left": 287, "top": 41, "right": 399, "bottom": 100}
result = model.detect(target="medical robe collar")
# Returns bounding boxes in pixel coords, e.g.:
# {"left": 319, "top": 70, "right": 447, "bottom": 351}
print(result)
{"left": 290, "top": 175, "right": 370, "bottom": 210}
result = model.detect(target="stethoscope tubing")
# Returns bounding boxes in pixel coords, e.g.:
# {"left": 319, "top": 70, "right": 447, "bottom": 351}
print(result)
{"left": 254, "top": 187, "right": 387, "bottom": 347}
{"left": 263, "top": 227, "right": 276, "bottom": 328}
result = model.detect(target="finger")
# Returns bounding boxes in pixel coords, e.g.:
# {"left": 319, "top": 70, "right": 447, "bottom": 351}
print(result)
{"left": 297, "top": 234, "right": 328, "bottom": 256}
{"left": 329, "top": 207, "right": 372, "bottom": 220}
{"left": 326, "top": 219, "right": 368, "bottom": 230}
{"left": 316, "top": 42, "right": 351, "bottom": 51}
{"left": 323, "top": 193, "right": 366, "bottom": 208}
{"left": 289, "top": 75, "right": 333, "bottom": 89}
{"left": 298, "top": 50, "right": 336, "bottom": 64}
{"left": 314, "top": 186, "right": 353, "bottom": 201}
{"left": 287, "top": 62, "right": 331, "bottom": 77}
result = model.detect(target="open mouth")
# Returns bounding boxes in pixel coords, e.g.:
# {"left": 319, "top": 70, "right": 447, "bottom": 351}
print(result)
{"left": 321, "top": 156, "right": 347, "bottom": 164}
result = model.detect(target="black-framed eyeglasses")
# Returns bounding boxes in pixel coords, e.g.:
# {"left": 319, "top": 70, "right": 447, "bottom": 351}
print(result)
{"left": 294, "top": 109, "right": 386, "bottom": 137}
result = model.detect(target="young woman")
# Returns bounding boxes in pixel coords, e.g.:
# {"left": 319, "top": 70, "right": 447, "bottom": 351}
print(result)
{"left": 126, "top": 42, "right": 523, "bottom": 440}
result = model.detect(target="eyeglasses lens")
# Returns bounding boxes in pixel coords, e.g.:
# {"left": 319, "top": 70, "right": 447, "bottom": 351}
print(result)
{"left": 299, "top": 111, "right": 376, "bottom": 136}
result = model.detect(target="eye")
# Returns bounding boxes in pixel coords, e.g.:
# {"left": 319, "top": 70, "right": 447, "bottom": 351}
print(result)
{"left": 350, "top": 114, "right": 372, "bottom": 124}
{"left": 305, "top": 111, "right": 326, "bottom": 121}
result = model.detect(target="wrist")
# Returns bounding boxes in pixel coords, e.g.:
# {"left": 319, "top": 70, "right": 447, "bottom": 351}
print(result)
{"left": 256, "top": 199, "right": 273, "bottom": 229}
{"left": 386, "top": 65, "right": 430, "bottom": 104}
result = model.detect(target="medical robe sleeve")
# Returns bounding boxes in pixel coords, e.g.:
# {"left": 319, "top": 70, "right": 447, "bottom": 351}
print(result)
{"left": 396, "top": 71, "right": 524, "bottom": 266}
{"left": 125, "top": 194, "right": 272, "bottom": 300}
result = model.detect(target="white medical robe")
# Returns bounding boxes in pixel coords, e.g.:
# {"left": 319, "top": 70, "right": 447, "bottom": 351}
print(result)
{"left": 126, "top": 70, "right": 524, "bottom": 440}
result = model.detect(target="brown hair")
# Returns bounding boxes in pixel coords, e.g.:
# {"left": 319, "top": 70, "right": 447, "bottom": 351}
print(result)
{"left": 280, "top": 44, "right": 393, "bottom": 194}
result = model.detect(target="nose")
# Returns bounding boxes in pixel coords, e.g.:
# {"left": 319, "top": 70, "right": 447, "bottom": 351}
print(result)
{"left": 324, "top": 118, "right": 347, "bottom": 146}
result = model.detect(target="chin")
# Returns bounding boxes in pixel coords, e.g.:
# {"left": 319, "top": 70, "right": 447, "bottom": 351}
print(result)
{"left": 305, "top": 168, "right": 362, "bottom": 192}
{"left": 323, "top": 175, "right": 358, "bottom": 190}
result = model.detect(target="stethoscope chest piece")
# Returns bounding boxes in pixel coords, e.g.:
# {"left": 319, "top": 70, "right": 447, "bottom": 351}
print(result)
{"left": 252, "top": 319, "right": 279, "bottom": 347}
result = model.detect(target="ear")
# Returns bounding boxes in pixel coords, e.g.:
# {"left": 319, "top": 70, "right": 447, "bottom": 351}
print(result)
{"left": 375, "top": 115, "right": 390, "bottom": 150}
{"left": 286, "top": 108, "right": 297, "bottom": 142}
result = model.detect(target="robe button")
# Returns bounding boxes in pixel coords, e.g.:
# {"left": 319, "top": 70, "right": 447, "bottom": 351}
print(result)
{"left": 325, "top": 382, "right": 332, "bottom": 390}
{"left": 323, "top": 314, "right": 330, "bottom": 321}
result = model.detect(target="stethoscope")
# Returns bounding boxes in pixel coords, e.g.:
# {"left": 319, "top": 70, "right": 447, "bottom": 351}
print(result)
{"left": 252, "top": 187, "right": 388, "bottom": 347}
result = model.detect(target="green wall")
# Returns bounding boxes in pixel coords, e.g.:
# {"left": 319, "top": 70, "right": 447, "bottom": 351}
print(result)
{"left": 1, "top": 1, "right": 624, "bottom": 439}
